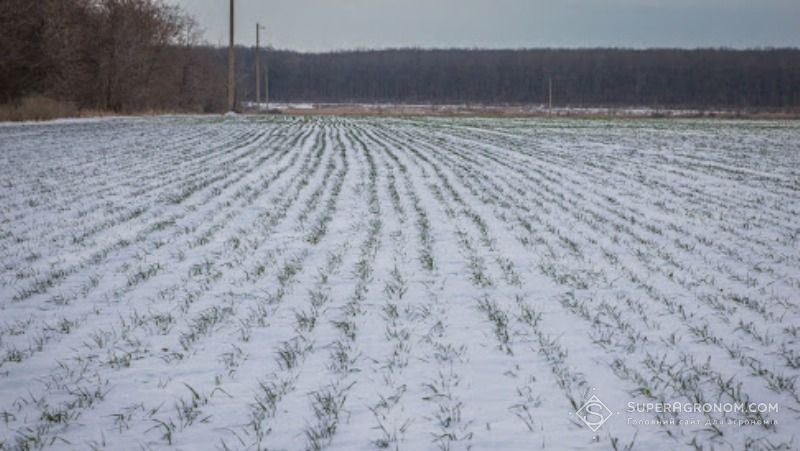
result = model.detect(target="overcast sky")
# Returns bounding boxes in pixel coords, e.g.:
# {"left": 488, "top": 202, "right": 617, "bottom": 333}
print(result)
{"left": 167, "top": 0, "right": 800, "bottom": 52}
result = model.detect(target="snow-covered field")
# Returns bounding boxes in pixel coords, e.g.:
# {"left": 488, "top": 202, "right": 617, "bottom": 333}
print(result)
{"left": 0, "top": 116, "right": 798, "bottom": 450}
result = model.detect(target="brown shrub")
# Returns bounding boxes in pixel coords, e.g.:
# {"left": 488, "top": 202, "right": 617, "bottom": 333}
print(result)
{"left": 0, "top": 96, "right": 79, "bottom": 122}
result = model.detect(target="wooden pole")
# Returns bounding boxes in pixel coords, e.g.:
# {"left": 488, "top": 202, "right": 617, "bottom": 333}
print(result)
{"left": 227, "top": 0, "right": 235, "bottom": 112}
{"left": 265, "top": 60, "right": 269, "bottom": 107}
{"left": 255, "top": 23, "right": 260, "bottom": 105}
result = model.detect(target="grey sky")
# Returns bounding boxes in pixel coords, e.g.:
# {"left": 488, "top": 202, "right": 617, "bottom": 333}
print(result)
{"left": 168, "top": 0, "right": 800, "bottom": 51}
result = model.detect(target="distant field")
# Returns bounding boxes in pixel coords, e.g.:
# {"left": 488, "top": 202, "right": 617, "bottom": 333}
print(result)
{"left": 0, "top": 116, "right": 798, "bottom": 450}
{"left": 259, "top": 103, "right": 800, "bottom": 119}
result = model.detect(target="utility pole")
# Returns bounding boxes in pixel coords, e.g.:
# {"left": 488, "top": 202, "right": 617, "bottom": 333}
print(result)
{"left": 227, "top": 0, "right": 236, "bottom": 112}
{"left": 256, "top": 23, "right": 268, "bottom": 109}
{"left": 255, "top": 23, "right": 261, "bottom": 105}
{"left": 548, "top": 77, "right": 553, "bottom": 114}
{"left": 264, "top": 60, "right": 269, "bottom": 106}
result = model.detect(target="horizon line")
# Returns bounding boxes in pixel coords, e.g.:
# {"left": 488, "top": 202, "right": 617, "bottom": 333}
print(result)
{"left": 208, "top": 44, "right": 800, "bottom": 53}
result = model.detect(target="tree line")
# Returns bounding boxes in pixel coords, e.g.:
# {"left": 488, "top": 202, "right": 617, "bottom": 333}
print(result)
{"left": 2, "top": 0, "right": 799, "bottom": 114}
{"left": 0, "top": 0, "right": 226, "bottom": 113}
{"left": 249, "top": 48, "right": 800, "bottom": 109}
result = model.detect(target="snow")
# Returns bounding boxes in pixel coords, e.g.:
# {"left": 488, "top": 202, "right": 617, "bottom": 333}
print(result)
{"left": 268, "top": 102, "right": 315, "bottom": 110}
{"left": 264, "top": 102, "right": 730, "bottom": 118}
{"left": 0, "top": 115, "right": 798, "bottom": 450}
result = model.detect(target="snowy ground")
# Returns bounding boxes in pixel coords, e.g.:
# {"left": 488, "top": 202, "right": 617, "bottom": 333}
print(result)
{"left": 0, "top": 115, "right": 798, "bottom": 450}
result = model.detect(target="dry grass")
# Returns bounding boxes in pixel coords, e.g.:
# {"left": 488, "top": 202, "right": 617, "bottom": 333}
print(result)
{"left": 0, "top": 96, "right": 80, "bottom": 122}
{"left": 0, "top": 97, "right": 207, "bottom": 122}
{"left": 271, "top": 103, "right": 800, "bottom": 120}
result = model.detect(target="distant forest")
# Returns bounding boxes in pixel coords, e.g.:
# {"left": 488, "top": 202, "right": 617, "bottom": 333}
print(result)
{"left": 2, "top": 0, "right": 799, "bottom": 114}
{"left": 241, "top": 48, "right": 800, "bottom": 109}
